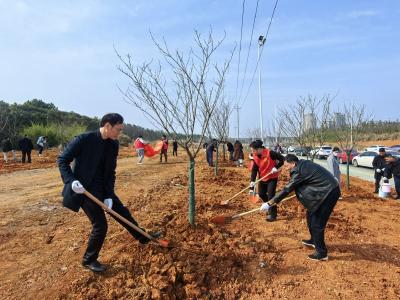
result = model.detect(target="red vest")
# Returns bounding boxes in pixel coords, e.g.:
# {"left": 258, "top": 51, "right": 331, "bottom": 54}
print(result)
{"left": 252, "top": 149, "right": 278, "bottom": 181}
{"left": 162, "top": 139, "right": 169, "bottom": 150}
{"left": 134, "top": 138, "right": 145, "bottom": 149}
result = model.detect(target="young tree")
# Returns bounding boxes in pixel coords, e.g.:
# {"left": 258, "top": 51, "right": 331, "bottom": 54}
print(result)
{"left": 116, "top": 30, "right": 233, "bottom": 225}
{"left": 209, "top": 100, "right": 232, "bottom": 174}
{"left": 330, "top": 103, "right": 367, "bottom": 189}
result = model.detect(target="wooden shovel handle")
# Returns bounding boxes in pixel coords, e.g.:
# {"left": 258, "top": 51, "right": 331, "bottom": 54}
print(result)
{"left": 223, "top": 170, "right": 276, "bottom": 204}
{"left": 83, "top": 190, "right": 154, "bottom": 241}
{"left": 231, "top": 194, "right": 297, "bottom": 219}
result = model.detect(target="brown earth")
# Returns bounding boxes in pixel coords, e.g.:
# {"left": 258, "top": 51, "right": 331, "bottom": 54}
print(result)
{"left": 0, "top": 149, "right": 400, "bottom": 299}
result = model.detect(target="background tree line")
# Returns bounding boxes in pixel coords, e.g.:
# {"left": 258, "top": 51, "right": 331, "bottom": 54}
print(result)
{"left": 0, "top": 99, "right": 195, "bottom": 149}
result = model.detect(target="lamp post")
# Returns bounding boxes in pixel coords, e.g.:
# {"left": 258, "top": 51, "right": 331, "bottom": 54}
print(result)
{"left": 258, "top": 35, "right": 266, "bottom": 144}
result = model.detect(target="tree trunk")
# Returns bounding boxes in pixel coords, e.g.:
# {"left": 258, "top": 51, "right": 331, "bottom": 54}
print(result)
{"left": 214, "top": 143, "right": 219, "bottom": 176}
{"left": 222, "top": 144, "right": 226, "bottom": 161}
{"left": 346, "top": 149, "right": 351, "bottom": 190}
{"left": 188, "top": 158, "right": 196, "bottom": 226}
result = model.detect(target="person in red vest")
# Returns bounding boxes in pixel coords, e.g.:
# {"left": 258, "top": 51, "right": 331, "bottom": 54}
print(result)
{"left": 249, "top": 139, "right": 285, "bottom": 222}
{"left": 160, "top": 135, "right": 169, "bottom": 163}
{"left": 134, "top": 135, "right": 146, "bottom": 164}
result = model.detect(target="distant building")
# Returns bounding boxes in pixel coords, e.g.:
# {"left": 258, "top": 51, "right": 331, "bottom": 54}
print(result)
{"left": 333, "top": 113, "right": 346, "bottom": 128}
{"left": 304, "top": 113, "right": 316, "bottom": 131}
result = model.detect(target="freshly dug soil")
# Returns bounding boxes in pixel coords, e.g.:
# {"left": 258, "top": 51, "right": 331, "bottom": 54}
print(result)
{"left": 0, "top": 149, "right": 399, "bottom": 299}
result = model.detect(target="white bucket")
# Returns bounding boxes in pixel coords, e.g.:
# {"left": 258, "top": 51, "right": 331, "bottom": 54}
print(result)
{"left": 381, "top": 183, "right": 391, "bottom": 193}
{"left": 379, "top": 183, "right": 391, "bottom": 198}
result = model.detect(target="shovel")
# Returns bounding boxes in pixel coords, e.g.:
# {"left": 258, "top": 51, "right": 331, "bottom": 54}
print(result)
{"left": 83, "top": 191, "right": 170, "bottom": 248}
{"left": 220, "top": 170, "right": 278, "bottom": 206}
{"left": 211, "top": 194, "right": 296, "bottom": 225}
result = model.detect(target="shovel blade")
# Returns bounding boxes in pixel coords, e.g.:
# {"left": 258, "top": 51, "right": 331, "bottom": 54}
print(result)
{"left": 249, "top": 194, "right": 259, "bottom": 204}
{"left": 210, "top": 215, "right": 232, "bottom": 225}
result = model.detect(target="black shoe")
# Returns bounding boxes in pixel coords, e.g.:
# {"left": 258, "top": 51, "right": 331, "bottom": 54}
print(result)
{"left": 373, "top": 190, "right": 378, "bottom": 194}
{"left": 138, "top": 231, "right": 162, "bottom": 244}
{"left": 308, "top": 252, "right": 328, "bottom": 261}
{"left": 266, "top": 214, "right": 276, "bottom": 222}
{"left": 301, "top": 239, "right": 316, "bottom": 248}
{"left": 82, "top": 260, "right": 107, "bottom": 272}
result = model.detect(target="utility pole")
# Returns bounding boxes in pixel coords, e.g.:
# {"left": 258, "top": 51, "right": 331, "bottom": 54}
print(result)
{"left": 258, "top": 35, "right": 266, "bottom": 144}
{"left": 234, "top": 104, "right": 241, "bottom": 140}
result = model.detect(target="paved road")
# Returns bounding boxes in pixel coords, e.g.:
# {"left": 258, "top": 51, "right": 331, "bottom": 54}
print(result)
{"left": 295, "top": 155, "right": 395, "bottom": 187}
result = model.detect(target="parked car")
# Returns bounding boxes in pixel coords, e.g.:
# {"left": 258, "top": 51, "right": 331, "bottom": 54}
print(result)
{"left": 337, "top": 149, "right": 359, "bottom": 164}
{"left": 389, "top": 145, "right": 400, "bottom": 152}
{"left": 352, "top": 151, "right": 400, "bottom": 168}
{"left": 294, "top": 147, "right": 311, "bottom": 156}
{"left": 365, "top": 145, "right": 389, "bottom": 152}
{"left": 309, "top": 146, "right": 333, "bottom": 159}
{"left": 287, "top": 145, "right": 296, "bottom": 153}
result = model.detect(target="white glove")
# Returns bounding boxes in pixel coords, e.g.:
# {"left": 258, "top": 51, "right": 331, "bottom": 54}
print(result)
{"left": 376, "top": 169, "right": 381, "bottom": 173}
{"left": 103, "top": 198, "right": 113, "bottom": 209}
{"left": 71, "top": 180, "right": 85, "bottom": 194}
{"left": 249, "top": 181, "right": 256, "bottom": 188}
{"left": 271, "top": 167, "right": 278, "bottom": 173}
{"left": 260, "top": 202, "right": 271, "bottom": 212}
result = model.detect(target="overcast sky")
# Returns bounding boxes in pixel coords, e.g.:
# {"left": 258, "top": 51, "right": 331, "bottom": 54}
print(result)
{"left": 1, "top": 0, "right": 399, "bottom": 136}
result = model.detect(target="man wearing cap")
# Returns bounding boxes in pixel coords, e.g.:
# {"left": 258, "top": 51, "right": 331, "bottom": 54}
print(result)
{"left": 249, "top": 139, "right": 285, "bottom": 222}
{"left": 384, "top": 155, "right": 400, "bottom": 200}
{"left": 372, "top": 148, "right": 388, "bottom": 194}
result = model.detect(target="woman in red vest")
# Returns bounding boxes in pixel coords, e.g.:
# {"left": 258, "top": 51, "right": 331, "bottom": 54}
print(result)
{"left": 249, "top": 140, "right": 285, "bottom": 221}
{"left": 134, "top": 135, "right": 146, "bottom": 164}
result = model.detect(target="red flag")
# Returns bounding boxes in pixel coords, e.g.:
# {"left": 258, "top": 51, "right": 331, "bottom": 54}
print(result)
{"left": 143, "top": 142, "right": 163, "bottom": 157}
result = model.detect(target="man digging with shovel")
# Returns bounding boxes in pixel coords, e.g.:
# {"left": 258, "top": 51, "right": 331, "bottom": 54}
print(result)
{"left": 249, "top": 140, "right": 285, "bottom": 222}
{"left": 259, "top": 154, "right": 340, "bottom": 261}
{"left": 58, "top": 113, "right": 162, "bottom": 272}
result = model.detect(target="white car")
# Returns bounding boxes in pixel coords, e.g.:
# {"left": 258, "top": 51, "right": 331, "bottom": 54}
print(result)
{"left": 353, "top": 151, "right": 400, "bottom": 168}
{"left": 309, "top": 146, "right": 333, "bottom": 159}
{"left": 287, "top": 145, "right": 296, "bottom": 153}
{"left": 365, "top": 145, "right": 389, "bottom": 152}
{"left": 352, "top": 151, "right": 377, "bottom": 168}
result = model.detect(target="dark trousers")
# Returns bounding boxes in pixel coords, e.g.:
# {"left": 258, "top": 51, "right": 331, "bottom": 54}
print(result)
{"left": 206, "top": 150, "right": 214, "bottom": 166}
{"left": 172, "top": 148, "right": 178, "bottom": 156}
{"left": 306, "top": 187, "right": 340, "bottom": 256}
{"left": 160, "top": 149, "right": 168, "bottom": 162}
{"left": 228, "top": 150, "right": 234, "bottom": 161}
{"left": 37, "top": 145, "right": 44, "bottom": 155}
{"left": 21, "top": 150, "right": 31, "bottom": 163}
{"left": 258, "top": 179, "right": 278, "bottom": 217}
{"left": 81, "top": 190, "right": 147, "bottom": 263}
{"left": 375, "top": 173, "right": 382, "bottom": 192}
{"left": 394, "top": 175, "right": 400, "bottom": 196}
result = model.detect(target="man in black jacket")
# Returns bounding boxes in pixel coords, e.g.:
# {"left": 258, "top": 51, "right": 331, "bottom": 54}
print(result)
{"left": 384, "top": 156, "right": 400, "bottom": 199}
{"left": 58, "top": 113, "right": 159, "bottom": 272}
{"left": 18, "top": 135, "right": 34, "bottom": 163}
{"left": 372, "top": 148, "right": 388, "bottom": 193}
{"left": 260, "top": 154, "right": 340, "bottom": 261}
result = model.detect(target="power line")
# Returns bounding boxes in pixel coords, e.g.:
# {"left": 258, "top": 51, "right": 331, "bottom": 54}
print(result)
{"left": 234, "top": 0, "right": 246, "bottom": 103}
{"left": 237, "top": 0, "right": 260, "bottom": 105}
{"left": 239, "top": 0, "right": 279, "bottom": 107}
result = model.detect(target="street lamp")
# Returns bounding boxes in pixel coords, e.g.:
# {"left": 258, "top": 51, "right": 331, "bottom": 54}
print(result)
{"left": 258, "top": 35, "right": 266, "bottom": 144}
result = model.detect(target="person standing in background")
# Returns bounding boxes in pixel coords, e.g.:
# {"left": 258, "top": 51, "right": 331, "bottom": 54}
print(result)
{"left": 18, "top": 135, "right": 34, "bottom": 163}
{"left": 172, "top": 139, "right": 178, "bottom": 156}
{"left": 160, "top": 135, "right": 168, "bottom": 163}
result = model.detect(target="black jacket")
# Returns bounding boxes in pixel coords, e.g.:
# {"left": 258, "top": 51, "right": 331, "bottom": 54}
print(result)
{"left": 272, "top": 160, "right": 339, "bottom": 213}
{"left": 372, "top": 154, "right": 388, "bottom": 176}
{"left": 384, "top": 157, "right": 400, "bottom": 178}
{"left": 1, "top": 139, "right": 13, "bottom": 152}
{"left": 226, "top": 142, "right": 234, "bottom": 152}
{"left": 57, "top": 130, "right": 119, "bottom": 212}
{"left": 18, "top": 137, "right": 34, "bottom": 152}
